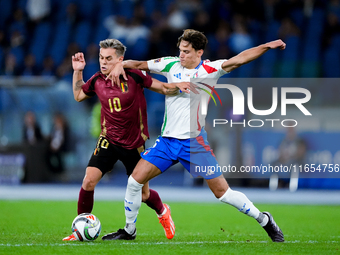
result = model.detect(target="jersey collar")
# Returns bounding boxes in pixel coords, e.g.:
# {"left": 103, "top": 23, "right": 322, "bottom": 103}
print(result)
{"left": 195, "top": 60, "right": 203, "bottom": 70}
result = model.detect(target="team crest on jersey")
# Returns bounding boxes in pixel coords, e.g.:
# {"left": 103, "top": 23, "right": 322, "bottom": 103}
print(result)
{"left": 120, "top": 81, "right": 128, "bottom": 93}
{"left": 193, "top": 72, "right": 198, "bottom": 78}
{"left": 154, "top": 58, "right": 161, "bottom": 63}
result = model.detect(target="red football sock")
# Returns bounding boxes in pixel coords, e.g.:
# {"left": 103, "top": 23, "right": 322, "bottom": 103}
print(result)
{"left": 77, "top": 187, "right": 94, "bottom": 215}
{"left": 144, "top": 189, "right": 164, "bottom": 215}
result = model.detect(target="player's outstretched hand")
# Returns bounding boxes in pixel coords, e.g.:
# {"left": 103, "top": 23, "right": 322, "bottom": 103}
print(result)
{"left": 107, "top": 62, "right": 127, "bottom": 86}
{"left": 267, "top": 39, "right": 286, "bottom": 50}
{"left": 174, "top": 82, "right": 200, "bottom": 94}
{"left": 176, "top": 82, "right": 191, "bottom": 94}
{"left": 72, "top": 52, "right": 86, "bottom": 71}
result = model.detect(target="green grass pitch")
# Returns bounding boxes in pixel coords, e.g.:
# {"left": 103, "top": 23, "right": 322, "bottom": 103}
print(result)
{"left": 1, "top": 200, "right": 339, "bottom": 254}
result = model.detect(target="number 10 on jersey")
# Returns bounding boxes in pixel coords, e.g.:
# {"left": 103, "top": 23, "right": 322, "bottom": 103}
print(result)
{"left": 108, "top": 97, "right": 121, "bottom": 112}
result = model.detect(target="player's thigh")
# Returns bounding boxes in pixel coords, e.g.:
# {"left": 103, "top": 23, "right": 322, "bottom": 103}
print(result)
{"left": 131, "top": 158, "right": 162, "bottom": 184}
{"left": 82, "top": 167, "right": 103, "bottom": 191}
{"left": 87, "top": 136, "right": 119, "bottom": 176}
{"left": 179, "top": 147, "right": 222, "bottom": 179}
{"left": 119, "top": 146, "right": 143, "bottom": 176}
{"left": 140, "top": 137, "right": 177, "bottom": 174}
{"left": 179, "top": 130, "right": 223, "bottom": 179}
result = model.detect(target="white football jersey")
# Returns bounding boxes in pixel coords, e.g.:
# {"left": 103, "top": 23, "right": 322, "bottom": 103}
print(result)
{"left": 147, "top": 57, "right": 228, "bottom": 139}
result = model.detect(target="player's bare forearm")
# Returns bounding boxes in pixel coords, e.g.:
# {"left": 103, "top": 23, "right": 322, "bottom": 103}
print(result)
{"left": 149, "top": 79, "right": 190, "bottom": 95}
{"left": 222, "top": 39, "right": 286, "bottom": 73}
{"left": 72, "top": 70, "right": 87, "bottom": 102}
{"left": 164, "top": 82, "right": 191, "bottom": 95}
{"left": 149, "top": 78, "right": 175, "bottom": 95}
{"left": 164, "top": 86, "right": 179, "bottom": 95}
{"left": 123, "top": 60, "right": 149, "bottom": 71}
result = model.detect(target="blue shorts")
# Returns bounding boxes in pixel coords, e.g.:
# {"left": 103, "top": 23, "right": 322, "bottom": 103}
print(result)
{"left": 141, "top": 128, "right": 222, "bottom": 179}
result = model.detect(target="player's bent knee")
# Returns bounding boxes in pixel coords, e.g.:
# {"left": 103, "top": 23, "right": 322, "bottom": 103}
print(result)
{"left": 82, "top": 175, "right": 100, "bottom": 191}
{"left": 82, "top": 178, "right": 97, "bottom": 191}
{"left": 82, "top": 167, "right": 102, "bottom": 191}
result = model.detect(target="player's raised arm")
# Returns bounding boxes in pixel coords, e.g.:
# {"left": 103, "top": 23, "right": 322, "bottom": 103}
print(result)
{"left": 149, "top": 79, "right": 191, "bottom": 95}
{"left": 107, "top": 60, "right": 150, "bottom": 85}
{"left": 221, "top": 39, "right": 286, "bottom": 73}
{"left": 123, "top": 60, "right": 149, "bottom": 71}
{"left": 72, "top": 52, "right": 90, "bottom": 102}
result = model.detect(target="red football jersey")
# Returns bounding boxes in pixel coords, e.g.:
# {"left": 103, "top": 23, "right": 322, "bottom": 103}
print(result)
{"left": 82, "top": 69, "right": 152, "bottom": 149}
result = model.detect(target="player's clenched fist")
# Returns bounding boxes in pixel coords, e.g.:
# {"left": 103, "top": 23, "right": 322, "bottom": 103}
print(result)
{"left": 266, "top": 39, "right": 286, "bottom": 50}
{"left": 72, "top": 52, "right": 86, "bottom": 71}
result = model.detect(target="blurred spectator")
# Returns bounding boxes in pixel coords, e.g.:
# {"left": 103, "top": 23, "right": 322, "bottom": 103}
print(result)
{"left": 322, "top": 12, "right": 340, "bottom": 48}
{"left": 47, "top": 112, "right": 70, "bottom": 174}
{"left": 26, "top": 0, "right": 51, "bottom": 23}
{"left": 147, "top": 11, "right": 169, "bottom": 58}
{"left": 178, "top": 0, "right": 203, "bottom": 12}
{"left": 275, "top": 126, "right": 307, "bottom": 166}
{"left": 166, "top": 3, "right": 189, "bottom": 31}
{"left": 23, "top": 111, "right": 43, "bottom": 145}
{"left": 10, "top": 30, "right": 25, "bottom": 49}
{"left": 4, "top": 53, "right": 20, "bottom": 76}
{"left": 104, "top": 15, "right": 129, "bottom": 44}
{"left": 66, "top": 42, "right": 81, "bottom": 59}
{"left": 328, "top": 0, "right": 340, "bottom": 19}
{"left": 22, "top": 53, "right": 39, "bottom": 76}
{"left": 41, "top": 55, "right": 56, "bottom": 76}
{"left": 127, "top": 17, "right": 150, "bottom": 46}
{"left": 9, "top": 8, "right": 27, "bottom": 42}
{"left": 83, "top": 43, "right": 99, "bottom": 81}
{"left": 9, "top": 20, "right": 26, "bottom": 69}
{"left": 228, "top": 15, "right": 253, "bottom": 54}
{"left": 66, "top": 2, "right": 80, "bottom": 26}
{"left": 191, "top": 10, "right": 212, "bottom": 34}
{"left": 270, "top": 124, "right": 307, "bottom": 190}
{"left": 263, "top": 0, "right": 280, "bottom": 22}
{"left": 278, "top": 17, "right": 300, "bottom": 40}
{"left": 151, "top": 3, "right": 190, "bottom": 57}
{"left": 104, "top": 14, "right": 150, "bottom": 59}
{"left": 212, "top": 20, "right": 232, "bottom": 59}
{"left": 133, "top": 4, "right": 148, "bottom": 25}
{"left": 177, "top": 0, "right": 203, "bottom": 22}
{"left": 82, "top": 43, "right": 99, "bottom": 107}
{"left": 56, "top": 43, "right": 80, "bottom": 81}
{"left": 149, "top": 9, "right": 168, "bottom": 30}
{"left": 56, "top": 57, "right": 72, "bottom": 81}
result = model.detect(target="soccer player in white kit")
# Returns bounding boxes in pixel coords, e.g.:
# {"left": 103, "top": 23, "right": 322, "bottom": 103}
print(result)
{"left": 102, "top": 29, "right": 286, "bottom": 242}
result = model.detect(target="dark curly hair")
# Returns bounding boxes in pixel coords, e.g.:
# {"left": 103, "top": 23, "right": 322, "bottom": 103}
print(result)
{"left": 177, "top": 29, "right": 208, "bottom": 51}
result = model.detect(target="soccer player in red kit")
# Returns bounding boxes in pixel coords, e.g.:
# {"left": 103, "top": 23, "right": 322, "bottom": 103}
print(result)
{"left": 63, "top": 39, "right": 188, "bottom": 241}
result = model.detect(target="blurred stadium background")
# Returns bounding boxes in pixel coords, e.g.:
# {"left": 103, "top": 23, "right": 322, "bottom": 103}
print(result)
{"left": 0, "top": 0, "right": 340, "bottom": 191}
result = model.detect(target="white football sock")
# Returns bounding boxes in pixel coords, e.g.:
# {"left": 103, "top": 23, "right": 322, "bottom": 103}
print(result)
{"left": 219, "top": 187, "right": 260, "bottom": 219}
{"left": 257, "top": 213, "right": 269, "bottom": 227}
{"left": 124, "top": 176, "right": 143, "bottom": 234}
